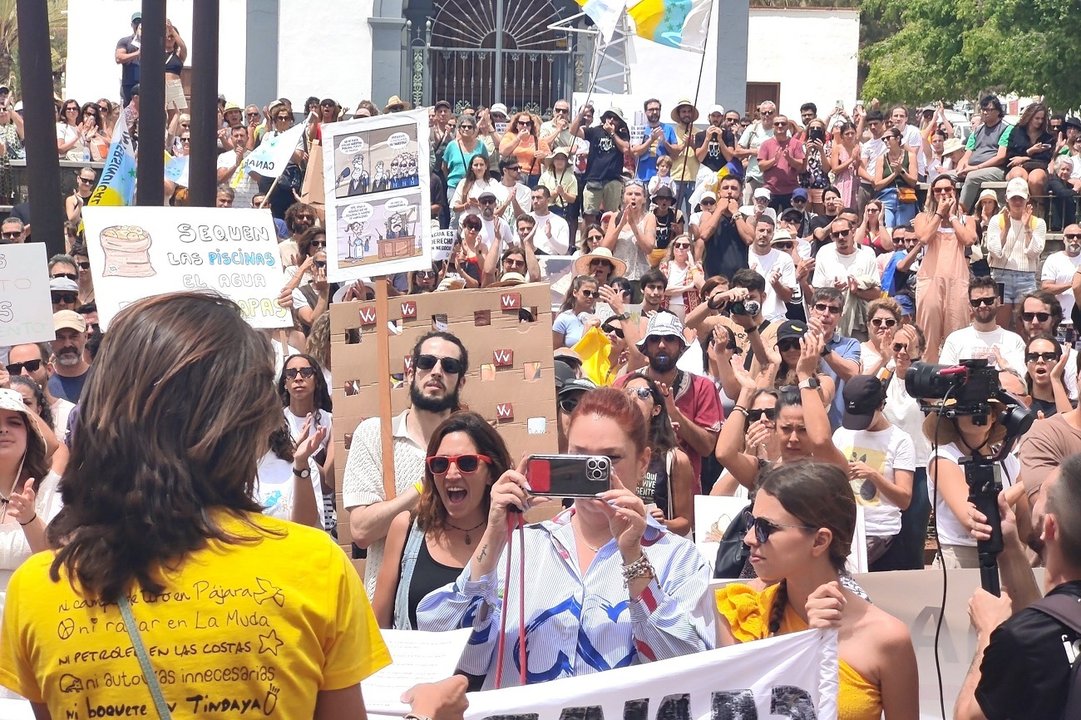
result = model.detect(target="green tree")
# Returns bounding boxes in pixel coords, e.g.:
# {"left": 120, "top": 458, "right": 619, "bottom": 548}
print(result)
{"left": 0, "top": 0, "right": 68, "bottom": 97}
{"left": 861, "top": 0, "right": 1081, "bottom": 110}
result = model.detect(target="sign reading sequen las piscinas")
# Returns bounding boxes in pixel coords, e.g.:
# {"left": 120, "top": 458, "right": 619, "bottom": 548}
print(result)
{"left": 449, "top": 629, "right": 839, "bottom": 720}
{"left": 82, "top": 207, "right": 293, "bottom": 331}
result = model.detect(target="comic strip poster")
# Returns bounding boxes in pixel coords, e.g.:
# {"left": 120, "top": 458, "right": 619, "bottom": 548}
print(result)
{"left": 321, "top": 110, "right": 432, "bottom": 282}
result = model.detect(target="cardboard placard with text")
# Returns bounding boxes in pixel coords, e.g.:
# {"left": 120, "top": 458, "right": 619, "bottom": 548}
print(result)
{"left": 329, "top": 283, "right": 558, "bottom": 554}
{"left": 0, "top": 243, "right": 53, "bottom": 347}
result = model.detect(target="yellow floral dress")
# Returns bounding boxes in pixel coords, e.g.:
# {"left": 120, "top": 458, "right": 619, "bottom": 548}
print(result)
{"left": 716, "top": 583, "right": 882, "bottom": 720}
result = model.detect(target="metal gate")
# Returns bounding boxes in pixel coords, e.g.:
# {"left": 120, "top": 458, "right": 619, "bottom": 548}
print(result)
{"left": 406, "top": 0, "right": 588, "bottom": 116}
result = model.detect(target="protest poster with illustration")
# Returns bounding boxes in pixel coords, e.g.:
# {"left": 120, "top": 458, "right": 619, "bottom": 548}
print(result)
{"left": 321, "top": 110, "right": 432, "bottom": 281}
{"left": 82, "top": 207, "right": 292, "bottom": 330}
{"left": 0, "top": 243, "right": 53, "bottom": 347}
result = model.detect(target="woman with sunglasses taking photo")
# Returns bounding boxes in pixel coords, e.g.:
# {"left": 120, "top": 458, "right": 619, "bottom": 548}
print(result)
{"left": 715, "top": 462, "right": 918, "bottom": 720}
{"left": 373, "top": 412, "right": 510, "bottom": 631}
{"left": 419, "top": 388, "right": 714, "bottom": 688}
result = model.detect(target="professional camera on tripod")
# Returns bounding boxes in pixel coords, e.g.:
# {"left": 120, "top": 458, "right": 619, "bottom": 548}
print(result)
{"left": 905, "top": 358, "right": 1037, "bottom": 593}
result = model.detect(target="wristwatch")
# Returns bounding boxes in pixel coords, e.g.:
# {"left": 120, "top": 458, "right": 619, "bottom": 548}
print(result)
{"left": 798, "top": 376, "right": 820, "bottom": 391}
{"left": 292, "top": 465, "right": 311, "bottom": 479}
{"left": 614, "top": 311, "right": 630, "bottom": 321}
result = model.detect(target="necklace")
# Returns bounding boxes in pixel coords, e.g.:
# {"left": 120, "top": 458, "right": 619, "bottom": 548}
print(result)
{"left": 573, "top": 517, "right": 610, "bottom": 553}
{"left": 447, "top": 519, "right": 485, "bottom": 545}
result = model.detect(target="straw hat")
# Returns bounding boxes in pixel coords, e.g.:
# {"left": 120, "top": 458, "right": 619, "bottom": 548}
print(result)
{"left": 670, "top": 100, "right": 700, "bottom": 124}
{"left": 489, "top": 272, "right": 527, "bottom": 287}
{"left": 384, "top": 95, "right": 409, "bottom": 112}
{"left": 573, "top": 247, "right": 627, "bottom": 277}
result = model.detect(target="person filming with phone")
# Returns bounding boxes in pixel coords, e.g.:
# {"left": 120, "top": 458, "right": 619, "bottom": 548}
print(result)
{"left": 417, "top": 387, "right": 715, "bottom": 688}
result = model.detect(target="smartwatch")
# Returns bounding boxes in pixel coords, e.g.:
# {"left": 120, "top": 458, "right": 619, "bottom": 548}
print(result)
{"left": 292, "top": 466, "right": 311, "bottom": 479}
{"left": 798, "top": 376, "right": 820, "bottom": 391}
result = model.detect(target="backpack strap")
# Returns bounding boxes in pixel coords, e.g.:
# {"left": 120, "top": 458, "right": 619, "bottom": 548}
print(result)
{"left": 1030, "top": 593, "right": 1081, "bottom": 720}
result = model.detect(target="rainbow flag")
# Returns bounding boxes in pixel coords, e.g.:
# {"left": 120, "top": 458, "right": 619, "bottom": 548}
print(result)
{"left": 87, "top": 111, "right": 136, "bottom": 206}
{"left": 626, "top": 0, "right": 712, "bottom": 52}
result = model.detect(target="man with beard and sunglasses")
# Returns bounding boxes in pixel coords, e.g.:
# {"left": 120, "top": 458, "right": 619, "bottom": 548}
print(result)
{"left": 615, "top": 311, "right": 721, "bottom": 490}
{"left": 940, "top": 275, "right": 1025, "bottom": 371}
{"left": 955, "top": 454, "right": 1081, "bottom": 720}
{"left": 342, "top": 331, "right": 469, "bottom": 598}
{"left": 48, "top": 310, "right": 91, "bottom": 404}
{"left": 5, "top": 342, "right": 75, "bottom": 442}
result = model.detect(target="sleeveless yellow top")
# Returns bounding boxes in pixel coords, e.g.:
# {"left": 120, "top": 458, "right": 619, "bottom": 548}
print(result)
{"left": 715, "top": 583, "right": 882, "bottom": 720}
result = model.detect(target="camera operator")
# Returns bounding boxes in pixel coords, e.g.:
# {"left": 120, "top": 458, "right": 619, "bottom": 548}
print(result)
{"left": 954, "top": 455, "right": 1081, "bottom": 720}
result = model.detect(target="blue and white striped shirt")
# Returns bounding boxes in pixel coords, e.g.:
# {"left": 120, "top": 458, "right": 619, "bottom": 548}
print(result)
{"left": 416, "top": 508, "right": 715, "bottom": 688}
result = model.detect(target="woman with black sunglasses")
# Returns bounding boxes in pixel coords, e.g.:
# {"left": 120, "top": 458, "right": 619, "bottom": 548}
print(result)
{"left": 553, "top": 275, "right": 600, "bottom": 349}
{"left": 277, "top": 353, "right": 334, "bottom": 529}
{"left": 859, "top": 297, "right": 902, "bottom": 377}
{"left": 499, "top": 112, "right": 548, "bottom": 188}
{"left": 55, "top": 99, "right": 88, "bottom": 160}
{"left": 715, "top": 462, "right": 918, "bottom": 720}
{"left": 372, "top": 412, "right": 510, "bottom": 631}
{"left": 1024, "top": 333, "right": 1071, "bottom": 418}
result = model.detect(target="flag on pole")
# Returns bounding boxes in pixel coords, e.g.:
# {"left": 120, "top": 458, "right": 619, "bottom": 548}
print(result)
{"left": 240, "top": 121, "right": 306, "bottom": 181}
{"left": 87, "top": 111, "right": 137, "bottom": 206}
{"left": 626, "top": 0, "right": 712, "bottom": 52}
{"left": 575, "top": 0, "right": 626, "bottom": 43}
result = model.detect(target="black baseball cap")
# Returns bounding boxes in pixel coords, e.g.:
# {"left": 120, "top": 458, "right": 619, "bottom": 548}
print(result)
{"left": 776, "top": 320, "right": 808, "bottom": 343}
{"left": 842, "top": 375, "right": 886, "bottom": 430}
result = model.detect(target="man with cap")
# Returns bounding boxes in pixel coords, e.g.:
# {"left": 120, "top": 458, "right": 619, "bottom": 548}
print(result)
{"left": 115, "top": 12, "right": 141, "bottom": 106}
{"left": 529, "top": 186, "right": 569, "bottom": 255}
{"left": 830, "top": 375, "right": 916, "bottom": 569}
{"left": 748, "top": 220, "right": 797, "bottom": 322}
{"left": 651, "top": 185, "right": 684, "bottom": 259}
{"left": 49, "top": 277, "right": 79, "bottom": 313}
{"left": 617, "top": 311, "right": 722, "bottom": 489}
{"left": 668, "top": 100, "right": 701, "bottom": 217}
{"left": 476, "top": 187, "right": 513, "bottom": 254}
{"left": 49, "top": 310, "right": 91, "bottom": 404}
{"left": 632, "top": 98, "right": 677, "bottom": 182}
{"left": 570, "top": 105, "right": 630, "bottom": 227}
{"left": 694, "top": 105, "right": 736, "bottom": 174}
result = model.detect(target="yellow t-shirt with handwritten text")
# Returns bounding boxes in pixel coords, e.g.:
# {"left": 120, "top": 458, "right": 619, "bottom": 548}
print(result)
{"left": 0, "top": 512, "right": 389, "bottom": 718}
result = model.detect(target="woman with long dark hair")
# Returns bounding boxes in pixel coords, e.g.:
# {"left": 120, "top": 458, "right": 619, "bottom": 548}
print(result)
{"left": 0, "top": 292, "right": 417, "bottom": 717}
{"left": 372, "top": 411, "right": 511, "bottom": 629}
{"left": 715, "top": 462, "right": 919, "bottom": 719}
{"left": 278, "top": 353, "right": 334, "bottom": 531}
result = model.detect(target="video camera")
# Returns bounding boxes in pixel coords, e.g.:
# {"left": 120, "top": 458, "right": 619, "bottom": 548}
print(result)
{"left": 904, "top": 359, "right": 1037, "bottom": 595}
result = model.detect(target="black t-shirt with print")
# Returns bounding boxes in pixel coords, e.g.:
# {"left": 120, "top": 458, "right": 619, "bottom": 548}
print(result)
{"left": 976, "top": 580, "right": 1081, "bottom": 720}
{"left": 653, "top": 208, "right": 684, "bottom": 250}
{"left": 584, "top": 126, "right": 625, "bottom": 183}
{"left": 694, "top": 127, "right": 735, "bottom": 172}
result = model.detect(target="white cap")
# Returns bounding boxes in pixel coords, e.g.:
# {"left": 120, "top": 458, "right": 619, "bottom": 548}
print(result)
{"left": 708, "top": 104, "right": 725, "bottom": 116}
{"left": 1005, "top": 177, "right": 1029, "bottom": 200}
{"left": 753, "top": 187, "right": 771, "bottom": 201}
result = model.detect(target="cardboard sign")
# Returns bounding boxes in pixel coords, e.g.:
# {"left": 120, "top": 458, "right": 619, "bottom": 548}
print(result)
{"left": 0, "top": 243, "right": 53, "bottom": 347}
{"left": 430, "top": 229, "right": 456, "bottom": 263}
{"left": 460, "top": 629, "right": 838, "bottom": 720}
{"left": 321, "top": 110, "right": 433, "bottom": 281}
{"left": 82, "top": 207, "right": 292, "bottom": 330}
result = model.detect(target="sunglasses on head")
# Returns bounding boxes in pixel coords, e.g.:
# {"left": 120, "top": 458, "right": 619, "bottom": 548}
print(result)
{"left": 5, "top": 359, "right": 42, "bottom": 375}
{"left": 1026, "top": 351, "right": 1060, "bottom": 363}
{"left": 426, "top": 453, "right": 491, "bottom": 475}
{"left": 415, "top": 354, "right": 463, "bottom": 374}
{"left": 742, "top": 510, "right": 815, "bottom": 545}
{"left": 1022, "top": 311, "right": 1051, "bottom": 323}
{"left": 813, "top": 302, "right": 842, "bottom": 315}
{"left": 51, "top": 292, "right": 77, "bottom": 304}
{"left": 870, "top": 317, "right": 897, "bottom": 328}
{"left": 625, "top": 386, "right": 653, "bottom": 401}
{"left": 970, "top": 297, "right": 996, "bottom": 308}
{"left": 747, "top": 407, "right": 777, "bottom": 423}
{"left": 51, "top": 272, "right": 78, "bottom": 281}
{"left": 285, "top": 366, "right": 316, "bottom": 379}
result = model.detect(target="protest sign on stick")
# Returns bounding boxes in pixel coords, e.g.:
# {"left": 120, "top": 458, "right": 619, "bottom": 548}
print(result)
{"left": 82, "top": 206, "right": 292, "bottom": 330}
{"left": 330, "top": 283, "right": 558, "bottom": 556}
{"left": 0, "top": 243, "right": 53, "bottom": 347}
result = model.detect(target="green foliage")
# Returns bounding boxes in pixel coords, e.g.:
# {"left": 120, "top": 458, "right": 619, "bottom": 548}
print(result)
{"left": 861, "top": 0, "right": 1081, "bottom": 110}
{"left": 0, "top": 0, "right": 68, "bottom": 97}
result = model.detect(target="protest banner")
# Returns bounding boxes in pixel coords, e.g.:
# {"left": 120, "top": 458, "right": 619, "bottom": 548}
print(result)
{"left": 430, "top": 229, "right": 456, "bottom": 262}
{"left": 82, "top": 206, "right": 292, "bottom": 330}
{"left": 329, "top": 283, "right": 558, "bottom": 556}
{"left": 321, "top": 110, "right": 432, "bottom": 282}
{"left": 0, "top": 243, "right": 53, "bottom": 347}
{"left": 536, "top": 255, "right": 575, "bottom": 311}
{"left": 459, "top": 628, "right": 838, "bottom": 720}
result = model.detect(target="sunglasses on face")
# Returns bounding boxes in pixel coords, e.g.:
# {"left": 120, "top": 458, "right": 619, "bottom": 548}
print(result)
{"left": 310, "top": 240, "right": 326, "bottom": 248}
{"left": 285, "top": 366, "right": 316, "bottom": 379}
{"left": 831, "top": 230, "right": 851, "bottom": 239}
{"left": 650, "top": 334, "right": 681, "bottom": 344}
{"left": 554, "top": 108, "right": 569, "bottom": 114}
{"left": 1022, "top": 311, "right": 1051, "bottom": 323}
{"left": 934, "top": 186, "right": 954, "bottom": 194}
{"left": 558, "top": 394, "right": 583, "bottom": 414}
{"left": 78, "top": 177, "right": 94, "bottom": 184}
{"left": 743, "top": 510, "right": 815, "bottom": 545}
{"left": 51, "top": 272, "right": 78, "bottom": 281}
{"left": 673, "top": 242, "right": 691, "bottom": 249}
{"left": 180, "top": 137, "right": 191, "bottom": 143}
{"left": 5, "top": 359, "right": 42, "bottom": 375}
{"left": 773, "top": 122, "right": 787, "bottom": 128}
{"left": 426, "top": 453, "right": 491, "bottom": 475}
{"left": 970, "top": 297, "right": 996, "bottom": 308}
{"left": 1026, "top": 351, "right": 1060, "bottom": 363}
{"left": 51, "top": 293, "right": 77, "bottom": 304}
{"left": 892, "top": 342, "right": 911, "bottom": 353}
{"left": 458, "top": 125, "right": 476, "bottom": 131}
{"left": 761, "top": 110, "right": 775, "bottom": 115}
{"left": 77, "top": 261, "right": 91, "bottom": 270}
{"left": 603, "top": 325, "right": 624, "bottom": 339}
{"left": 313, "top": 260, "right": 327, "bottom": 269}
{"left": 296, "top": 214, "right": 315, "bottom": 222}
{"left": 479, "top": 198, "right": 497, "bottom": 205}
{"left": 747, "top": 407, "right": 777, "bottom": 423}
{"left": 777, "top": 339, "right": 801, "bottom": 352}
{"left": 463, "top": 224, "right": 481, "bottom": 232}
{"left": 701, "top": 199, "right": 716, "bottom": 206}
{"left": 814, "top": 303, "right": 842, "bottom": 315}
{"left": 1065, "top": 233, "right": 1081, "bottom": 240}
{"left": 415, "top": 354, "right": 463, "bottom": 374}
{"left": 587, "top": 234, "right": 604, "bottom": 242}
{"left": 1, "top": 230, "right": 21, "bottom": 238}
{"left": 625, "top": 386, "right": 653, "bottom": 401}
{"left": 773, "top": 242, "right": 793, "bottom": 251}
{"left": 580, "top": 289, "right": 597, "bottom": 298}
{"left": 871, "top": 317, "right": 897, "bottom": 328}
{"left": 504, "top": 258, "right": 526, "bottom": 268}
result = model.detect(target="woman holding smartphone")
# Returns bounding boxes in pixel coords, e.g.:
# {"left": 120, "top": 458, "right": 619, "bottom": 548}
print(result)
{"left": 418, "top": 387, "right": 715, "bottom": 688}
{"left": 1005, "top": 102, "right": 1055, "bottom": 203}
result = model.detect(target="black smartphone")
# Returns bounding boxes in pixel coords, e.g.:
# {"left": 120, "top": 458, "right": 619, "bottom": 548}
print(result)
{"left": 808, "top": 127, "right": 825, "bottom": 143}
{"left": 526, "top": 454, "right": 611, "bottom": 498}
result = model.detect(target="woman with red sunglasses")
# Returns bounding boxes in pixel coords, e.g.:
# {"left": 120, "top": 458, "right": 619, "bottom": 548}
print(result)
{"left": 372, "top": 411, "right": 511, "bottom": 630}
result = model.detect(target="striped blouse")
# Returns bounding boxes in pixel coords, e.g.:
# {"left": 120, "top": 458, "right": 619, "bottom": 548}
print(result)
{"left": 416, "top": 508, "right": 715, "bottom": 689}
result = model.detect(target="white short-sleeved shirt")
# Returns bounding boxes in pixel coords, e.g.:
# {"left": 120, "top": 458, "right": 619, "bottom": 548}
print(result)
{"left": 1040, "top": 250, "right": 1081, "bottom": 319}
{"left": 939, "top": 326, "right": 1026, "bottom": 373}
{"left": 928, "top": 443, "right": 1019, "bottom": 547}
{"left": 811, "top": 244, "right": 879, "bottom": 288}
{"left": 255, "top": 451, "right": 323, "bottom": 524}
{"left": 832, "top": 425, "right": 915, "bottom": 537}
{"left": 748, "top": 249, "right": 796, "bottom": 321}
{"left": 341, "top": 409, "right": 426, "bottom": 598}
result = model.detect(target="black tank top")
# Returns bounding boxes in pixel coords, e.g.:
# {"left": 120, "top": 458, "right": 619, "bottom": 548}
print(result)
{"left": 637, "top": 450, "right": 670, "bottom": 518}
{"left": 407, "top": 535, "right": 464, "bottom": 628}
